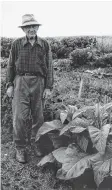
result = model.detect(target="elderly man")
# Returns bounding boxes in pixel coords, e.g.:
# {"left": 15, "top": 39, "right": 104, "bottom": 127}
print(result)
{"left": 6, "top": 14, "right": 53, "bottom": 163}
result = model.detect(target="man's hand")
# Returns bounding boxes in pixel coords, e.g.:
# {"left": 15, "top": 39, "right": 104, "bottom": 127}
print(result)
{"left": 6, "top": 86, "right": 14, "bottom": 98}
{"left": 43, "top": 89, "right": 52, "bottom": 99}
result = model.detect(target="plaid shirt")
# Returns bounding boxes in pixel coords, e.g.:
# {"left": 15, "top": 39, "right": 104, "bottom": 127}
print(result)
{"left": 6, "top": 36, "right": 53, "bottom": 89}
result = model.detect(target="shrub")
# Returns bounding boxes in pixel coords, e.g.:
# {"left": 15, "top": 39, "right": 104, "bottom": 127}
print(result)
{"left": 94, "top": 53, "right": 112, "bottom": 67}
{"left": 60, "top": 36, "right": 97, "bottom": 49}
{"left": 0, "top": 57, "right": 8, "bottom": 68}
{"left": 53, "top": 36, "right": 97, "bottom": 59}
{"left": 1, "top": 78, "right": 13, "bottom": 131}
{"left": 46, "top": 37, "right": 63, "bottom": 59}
{"left": 1, "top": 37, "right": 15, "bottom": 58}
{"left": 1, "top": 36, "right": 112, "bottom": 69}
{"left": 1, "top": 36, "right": 97, "bottom": 59}
{"left": 57, "top": 46, "right": 73, "bottom": 59}
{"left": 69, "top": 47, "right": 96, "bottom": 67}
{"left": 53, "top": 59, "right": 72, "bottom": 72}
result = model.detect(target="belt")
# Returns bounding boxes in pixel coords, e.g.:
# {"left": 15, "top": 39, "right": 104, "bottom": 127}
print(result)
{"left": 17, "top": 72, "right": 37, "bottom": 76}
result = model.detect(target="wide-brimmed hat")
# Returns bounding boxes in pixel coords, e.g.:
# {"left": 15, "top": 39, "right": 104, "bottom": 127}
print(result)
{"left": 18, "top": 14, "right": 41, "bottom": 27}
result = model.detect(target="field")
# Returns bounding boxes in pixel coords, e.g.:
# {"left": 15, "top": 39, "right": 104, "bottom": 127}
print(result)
{"left": 1, "top": 36, "right": 112, "bottom": 190}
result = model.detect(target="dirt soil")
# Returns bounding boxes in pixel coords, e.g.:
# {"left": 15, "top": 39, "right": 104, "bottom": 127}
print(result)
{"left": 1, "top": 65, "right": 112, "bottom": 190}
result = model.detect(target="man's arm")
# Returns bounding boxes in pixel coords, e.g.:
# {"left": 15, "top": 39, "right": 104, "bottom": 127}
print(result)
{"left": 6, "top": 41, "right": 16, "bottom": 89}
{"left": 45, "top": 41, "right": 54, "bottom": 90}
{"left": 43, "top": 41, "right": 53, "bottom": 99}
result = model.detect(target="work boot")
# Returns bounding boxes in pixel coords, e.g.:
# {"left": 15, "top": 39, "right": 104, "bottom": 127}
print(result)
{"left": 31, "top": 139, "right": 43, "bottom": 157}
{"left": 16, "top": 148, "right": 27, "bottom": 163}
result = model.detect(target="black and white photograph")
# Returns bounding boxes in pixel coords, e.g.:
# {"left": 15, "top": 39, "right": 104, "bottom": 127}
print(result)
{"left": 1, "top": 1, "right": 112, "bottom": 190}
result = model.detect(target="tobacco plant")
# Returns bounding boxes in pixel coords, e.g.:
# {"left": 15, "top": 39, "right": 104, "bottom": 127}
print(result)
{"left": 36, "top": 102, "right": 112, "bottom": 188}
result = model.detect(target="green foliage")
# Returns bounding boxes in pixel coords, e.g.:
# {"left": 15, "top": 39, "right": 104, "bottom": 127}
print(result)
{"left": 0, "top": 57, "right": 8, "bottom": 68}
{"left": 69, "top": 47, "right": 98, "bottom": 67}
{"left": 55, "top": 144, "right": 92, "bottom": 180}
{"left": 60, "top": 117, "right": 90, "bottom": 136}
{"left": 38, "top": 153, "right": 55, "bottom": 166}
{"left": 60, "top": 104, "right": 78, "bottom": 124}
{"left": 90, "top": 146, "right": 112, "bottom": 186}
{"left": 1, "top": 36, "right": 97, "bottom": 60}
{"left": 47, "top": 36, "right": 97, "bottom": 59}
{"left": 87, "top": 102, "right": 112, "bottom": 154}
{"left": 53, "top": 59, "right": 71, "bottom": 72}
{"left": 1, "top": 37, "right": 15, "bottom": 57}
{"left": 35, "top": 120, "right": 63, "bottom": 141}
{"left": 1, "top": 36, "right": 112, "bottom": 68}
{"left": 37, "top": 102, "right": 112, "bottom": 187}
{"left": 88, "top": 124, "right": 111, "bottom": 153}
{"left": 94, "top": 53, "right": 112, "bottom": 67}
{"left": 60, "top": 36, "right": 97, "bottom": 49}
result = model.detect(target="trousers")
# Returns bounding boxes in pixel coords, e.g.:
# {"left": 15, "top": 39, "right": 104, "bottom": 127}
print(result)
{"left": 12, "top": 75, "right": 45, "bottom": 148}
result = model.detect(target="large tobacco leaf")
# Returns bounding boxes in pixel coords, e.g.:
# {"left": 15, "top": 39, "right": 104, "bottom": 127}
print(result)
{"left": 72, "top": 105, "right": 95, "bottom": 120}
{"left": 53, "top": 144, "right": 92, "bottom": 180}
{"left": 48, "top": 132, "right": 70, "bottom": 149}
{"left": 88, "top": 124, "right": 111, "bottom": 153}
{"left": 60, "top": 105, "right": 78, "bottom": 123}
{"left": 37, "top": 153, "right": 55, "bottom": 166}
{"left": 60, "top": 117, "right": 90, "bottom": 136}
{"left": 90, "top": 147, "right": 112, "bottom": 187}
{"left": 98, "top": 103, "right": 112, "bottom": 127}
{"left": 52, "top": 147, "right": 68, "bottom": 163}
{"left": 70, "top": 126, "right": 86, "bottom": 133}
{"left": 59, "top": 121, "right": 76, "bottom": 136}
{"left": 76, "top": 135, "right": 89, "bottom": 152}
{"left": 36, "top": 120, "right": 63, "bottom": 141}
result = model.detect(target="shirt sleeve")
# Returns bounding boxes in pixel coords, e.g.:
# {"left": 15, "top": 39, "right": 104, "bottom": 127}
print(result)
{"left": 6, "top": 41, "right": 16, "bottom": 88}
{"left": 45, "top": 42, "right": 54, "bottom": 90}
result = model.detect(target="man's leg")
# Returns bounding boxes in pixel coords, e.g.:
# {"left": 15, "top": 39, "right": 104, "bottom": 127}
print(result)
{"left": 12, "top": 76, "right": 30, "bottom": 163}
{"left": 30, "top": 76, "right": 45, "bottom": 156}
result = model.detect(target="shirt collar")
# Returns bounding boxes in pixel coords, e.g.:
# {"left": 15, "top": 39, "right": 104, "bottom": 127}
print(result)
{"left": 22, "top": 35, "right": 43, "bottom": 47}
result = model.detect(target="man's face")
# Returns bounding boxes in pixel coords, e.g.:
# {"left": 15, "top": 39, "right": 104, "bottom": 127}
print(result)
{"left": 22, "top": 25, "right": 39, "bottom": 39}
